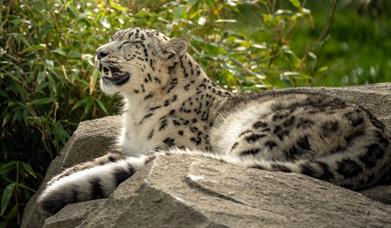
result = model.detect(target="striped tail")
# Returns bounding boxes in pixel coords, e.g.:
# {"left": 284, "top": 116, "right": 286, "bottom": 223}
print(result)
{"left": 38, "top": 156, "right": 151, "bottom": 214}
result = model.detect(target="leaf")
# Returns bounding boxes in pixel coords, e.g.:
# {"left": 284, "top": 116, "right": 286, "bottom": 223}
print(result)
{"left": 71, "top": 97, "right": 88, "bottom": 112}
{"left": 100, "top": 18, "right": 111, "bottom": 29}
{"left": 317, "top": 66, "right": 328, "bottom": 73}
{"left": 109, "top": 0, "right": 128, "bottom": 12}
{"left": 197, "top": 16, "right": 206, "bottom": 26}
{"left": 82, "top": 54, "right": 95, "bottom": 67}
{"left": 5, "top": 204, "right": 16, "bottom": 220}
{"left": 83, "top": 98, "right": 93, "bottom": 115}
{"left": 21, "top": 44, "right": 46, "bottom": 53}
{"left": 1, "top": 183, "right": 15, "bottom": 215}
{"left": 17, "top": 183, "right": 36, "bottom": 192}
{"left": 215, "top": 19, "right": 237, "bottom": 23}
{"left": 308, "top": 52, "right": 317, "bottom": 60}
{"left": 45, "top": 59, "right": 54, "bottom": 69}
{"left": 54, "top": 121, "right": 69, "bottom": 145}
{"left": 51, "top": 48, "right": 67, "bottom": 56}
{"left": 96, "top": 99, "right": 108, "bottom": 114}
{"left": 21, "top": 163, "right": 37, "bottom": 178}
{"left": 289, "top": 0, "right": 301, "bottom": 8}
{"left": 0, "top": 162, "right": 17, "bottom": 175}
{"left": 31, "top": 97, "right": 53, "bottom": 105}
{"left": 67, "top": 50, "right": 81, "bottom": 59}
{"left": 281, "top": 71, "right": 300, "bottom": 77}
{"left": 37, "top": 71, "right": 46, "bottom": 85}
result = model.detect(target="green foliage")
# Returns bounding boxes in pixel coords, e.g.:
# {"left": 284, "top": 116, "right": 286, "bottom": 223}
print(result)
{"left": 289, "top": 1, "right": 391, "bottom": 86}
{"left": 1, "top": 0, "right": 390, "bottom": 226}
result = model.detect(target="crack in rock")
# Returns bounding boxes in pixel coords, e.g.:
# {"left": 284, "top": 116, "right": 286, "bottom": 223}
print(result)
{"left": 185, "top": 176, "right": 246, "bottom": 206}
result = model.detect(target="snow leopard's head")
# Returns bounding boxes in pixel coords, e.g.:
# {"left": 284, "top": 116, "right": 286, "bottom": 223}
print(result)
{"left": 96, "top": 28, "right": 188, "bottom": 95}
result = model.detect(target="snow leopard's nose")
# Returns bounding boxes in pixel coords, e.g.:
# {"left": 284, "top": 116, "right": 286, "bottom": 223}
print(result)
{"left": 96, "top": 49, "right": 109, "bottom": 60}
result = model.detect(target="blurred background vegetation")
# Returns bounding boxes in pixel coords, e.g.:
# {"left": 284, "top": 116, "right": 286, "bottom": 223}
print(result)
{"left": 1, "top": 0, "right": 390, "bottom": 226}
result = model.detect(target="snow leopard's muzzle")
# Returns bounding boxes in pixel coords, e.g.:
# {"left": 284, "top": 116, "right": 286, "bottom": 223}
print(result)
{"left": 95, "top": 53, "right": 130, "bottom": 86}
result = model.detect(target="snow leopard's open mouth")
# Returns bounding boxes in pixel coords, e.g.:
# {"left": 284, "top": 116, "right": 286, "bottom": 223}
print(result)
{"left": 99, "top": 64, "right": 130, "bottom": 86}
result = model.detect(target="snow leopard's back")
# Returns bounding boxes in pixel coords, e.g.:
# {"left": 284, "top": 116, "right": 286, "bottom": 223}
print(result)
{"left": 210, "top": 91, "right": 390, "bottom": 190}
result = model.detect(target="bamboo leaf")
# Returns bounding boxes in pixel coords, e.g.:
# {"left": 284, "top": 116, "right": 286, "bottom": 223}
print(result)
{"left": 96, "top": 99, "right": 108, "bottom": 114}
{"left": 0, "top": 162, "right": 16, "bottom": 175}
{"left": 21, "top": 163, "right": 37, "bottom": 178}
{"left": 1, "top": 183, "right": 15, "bottom": 215}
{"left": 289, "top": 0, "right": 301, "bottom": 8}
{"left": 31, "top": 97, "right": 53, "bottom": 105}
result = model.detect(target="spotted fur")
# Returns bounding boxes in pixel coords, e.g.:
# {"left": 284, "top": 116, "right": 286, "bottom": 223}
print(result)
{"left": 38, "top": 28, "right": 391, "bottom": 214}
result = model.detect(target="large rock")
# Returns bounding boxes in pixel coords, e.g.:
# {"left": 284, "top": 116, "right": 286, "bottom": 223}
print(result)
{"left": 22, "top": 84, "right": 391, "bottom": 228}
{"left": 42, "top": 155, "right": 391, "bottom": 228}
{"left": 21, "top": 116, "right": 122, "bottom": 228}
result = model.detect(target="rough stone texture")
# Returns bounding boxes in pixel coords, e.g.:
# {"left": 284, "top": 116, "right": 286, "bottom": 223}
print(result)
{"left": 43, "top": 155, "right": 391, "bottom": 228}
{"left": 21, "top": 116, "right": 121, "bottom": 228}
{"left": 22, "top": 84, "right": 391, "bottom": 228}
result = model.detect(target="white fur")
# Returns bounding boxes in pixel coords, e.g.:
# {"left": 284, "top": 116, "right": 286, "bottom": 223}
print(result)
{"left": 39, "top": 156, "right": 149, "bottom": 202}
{"left": 210, "top": 100, "right": 273, "bottom": 154}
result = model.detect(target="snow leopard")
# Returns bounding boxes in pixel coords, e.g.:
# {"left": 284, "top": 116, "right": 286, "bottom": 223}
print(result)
{"left": 38, "top": 27, "right": 391, "bottom": 214}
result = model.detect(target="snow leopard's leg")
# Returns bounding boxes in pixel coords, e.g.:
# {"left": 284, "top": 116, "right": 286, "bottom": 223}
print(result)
{"left": 47, "top": 152, "right": 125, "bottom": 185}
{"left": 38, "top": 154, "right": 153, "bottom": 214}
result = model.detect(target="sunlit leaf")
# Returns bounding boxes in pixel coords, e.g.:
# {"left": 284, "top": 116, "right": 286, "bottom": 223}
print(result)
{"left": 252, "top": 43, "right": 267, "bottom": 49}
{"left": 45, "top": 59, "right": 54, "bottom": 69}
{"left": 100, "top": 18, "right": 111, "bottom": 29}
{"left": 308, "top": 52, "right": 317, "bottom": 60}
{"left": 51, "top": 49, "right": 67, "bottom": 56}
{"left": 289, "top": 0, "right": 301, "bottom": 8}
{"left": 198, "top": 16, "right": 206, "bottom": 26}
{"left": 109, "top": 0, "right": 127, "bottom": 12}
{"left": 21, "top": 44, "right": 46, "bottom": 53}
{"left": 281, "top": 71, "right": 300, "bottom": 77}
{"left": 215, "top": 19, "right": 237, "bottom": 23}
{"left": 82, "top": 54, "right": 95, "bottom": 66}
{"left": 317, "top": 66, "right": 328, "bottom": 72}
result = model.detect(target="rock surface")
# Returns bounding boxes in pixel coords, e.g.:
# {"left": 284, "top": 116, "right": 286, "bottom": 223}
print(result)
{"left": 21, "top": 116, "right": 122, "bottom": 228}
{"left": 21, "top": 84, "right": 391, "bottom": 228}
{"left": 43, "top": 155, "right": 391, "bottom": 228}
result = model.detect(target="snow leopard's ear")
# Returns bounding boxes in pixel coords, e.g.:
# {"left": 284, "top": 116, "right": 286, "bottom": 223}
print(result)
{"left": 166, "top": 38, "right": 188, "bottom": 56}
{"left": 161, "top": 38, "right": 188, "bottom": 61}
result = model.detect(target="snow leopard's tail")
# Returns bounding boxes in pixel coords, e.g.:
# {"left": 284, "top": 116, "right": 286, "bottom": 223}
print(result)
{"left": 38, "top": 156, "right": 152, "bottom": 214}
